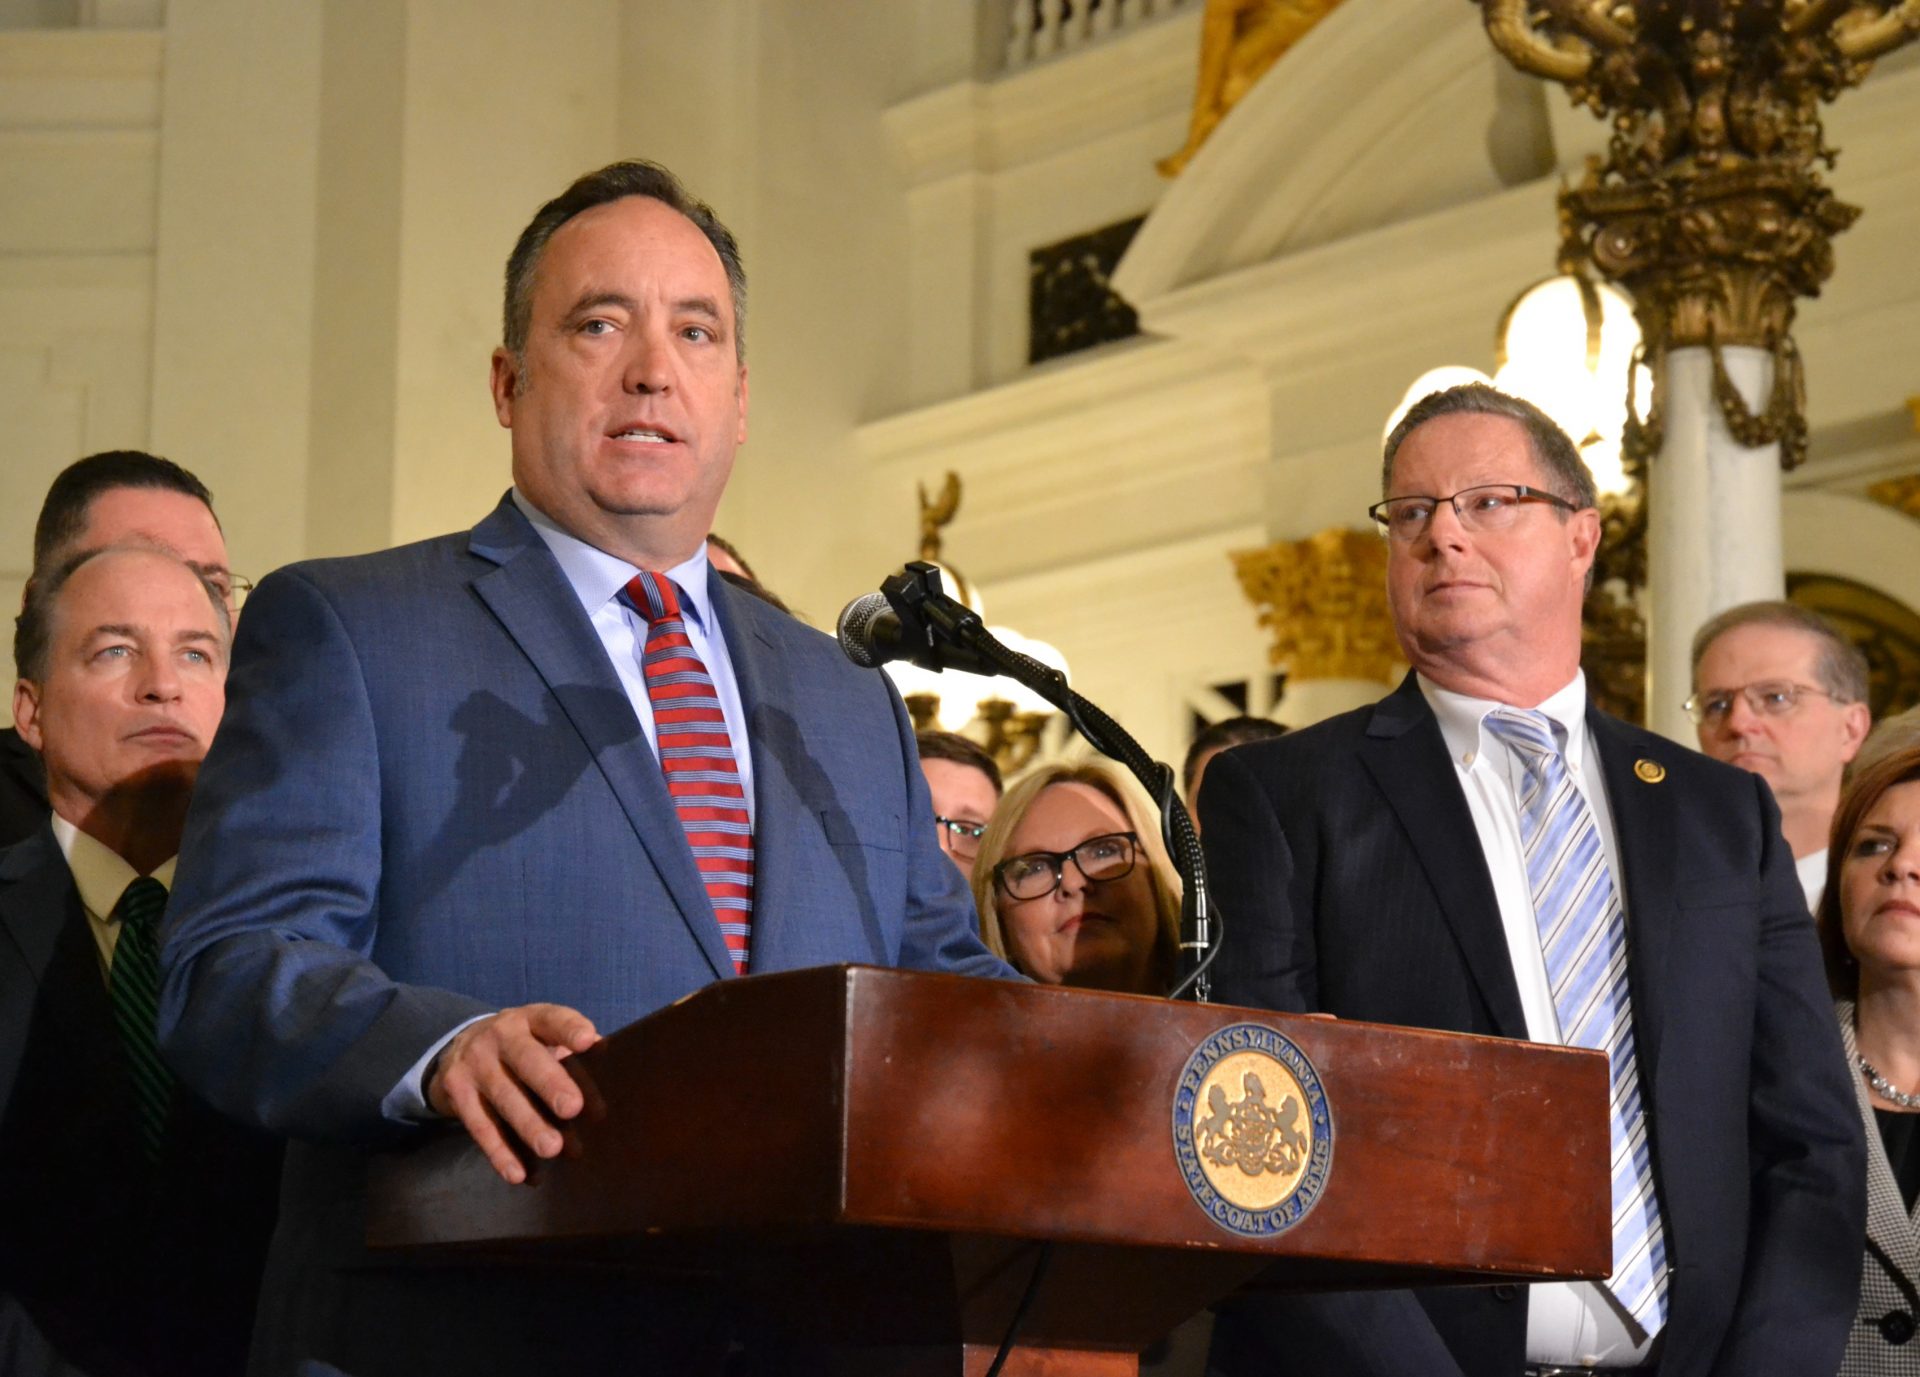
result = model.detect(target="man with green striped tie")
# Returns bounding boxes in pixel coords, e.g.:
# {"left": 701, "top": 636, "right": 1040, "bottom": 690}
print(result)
{"left": 0, "top": 544, "right": 279, "bottom": 1377}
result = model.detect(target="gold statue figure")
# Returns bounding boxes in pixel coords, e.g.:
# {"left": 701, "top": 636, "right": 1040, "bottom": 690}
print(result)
{"left": 1158, "top": 0, "right": 1345, "bottom": 176}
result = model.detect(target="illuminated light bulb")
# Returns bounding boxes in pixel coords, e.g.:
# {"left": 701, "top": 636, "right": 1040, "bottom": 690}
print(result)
{"left": 1383, "top": 365, "right": 1494, "bottom": 442}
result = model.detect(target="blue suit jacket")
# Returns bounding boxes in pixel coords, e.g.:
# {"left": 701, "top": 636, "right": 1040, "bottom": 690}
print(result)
{"left": 1200, "top": 674, "right": 1865, "bottom": 1377}
{"left": 158, "top": 495, "right": 1013, "bottom": 1375}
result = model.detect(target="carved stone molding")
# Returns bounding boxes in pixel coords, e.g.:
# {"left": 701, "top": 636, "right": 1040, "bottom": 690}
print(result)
{"left": 1231, "top": 528, "right": 1398, "bottom": 683}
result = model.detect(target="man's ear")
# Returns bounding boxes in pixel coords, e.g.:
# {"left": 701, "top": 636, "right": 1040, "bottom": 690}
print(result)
{"left": 489, "top": 348, "right": 519, "bottom": 428}
{"left": 1839, "top": 701, "right": 1873, "bottom": 764}
{"left": 13, "top": 679, "right": 42, "bottom": 752}
{"left": 1570, "top": 506, "right": 1603, "bottom": 578}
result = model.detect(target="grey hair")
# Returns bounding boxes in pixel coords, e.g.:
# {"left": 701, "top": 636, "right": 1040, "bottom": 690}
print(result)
{"left": 1382, "top": 383, "right": 1598, "bottom": 510}
{"left": 1690, "top": 600, "right": 1870, "bottom": 703}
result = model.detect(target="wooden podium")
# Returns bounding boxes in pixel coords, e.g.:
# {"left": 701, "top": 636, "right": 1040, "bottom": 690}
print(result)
{"left": 368, "top": 966, "right": 1608, "bottom": 1375}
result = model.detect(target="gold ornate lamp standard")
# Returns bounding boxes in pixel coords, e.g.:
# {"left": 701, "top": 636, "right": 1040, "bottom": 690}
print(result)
{"left": 1477, "top": 0, "right": 1920, "bottom": 741}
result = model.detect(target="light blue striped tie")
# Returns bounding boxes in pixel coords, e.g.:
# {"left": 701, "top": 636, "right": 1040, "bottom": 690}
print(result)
{"left": 1484, "top": 708, "right": 1668, "bottom": 1338}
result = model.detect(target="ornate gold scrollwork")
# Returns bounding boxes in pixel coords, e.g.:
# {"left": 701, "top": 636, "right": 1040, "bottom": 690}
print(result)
{"left": 1231, "top": 528, "right": 1398, "bottom": 683}
{"left": 1477, "top": 0, "right": 1920, "bottom": 471}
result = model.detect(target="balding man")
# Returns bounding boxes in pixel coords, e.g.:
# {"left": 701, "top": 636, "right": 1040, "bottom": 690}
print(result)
{"left": 1, "top": 451, "right": 238, "bottom": 850}
{"left": 0, "top": 547, "right": 277, "bottom": 1377}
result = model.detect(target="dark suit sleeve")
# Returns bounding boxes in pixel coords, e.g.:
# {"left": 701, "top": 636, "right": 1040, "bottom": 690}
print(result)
{"left": 883, "top": 678, "right": 1020, "bottom": 982}
{"left": 1199, "top": 745, "right": 1316, "bottom": 1015}
{"left": 1710, "top": 774, "right": 1866, "bottom": 1377}
{"left": 1199, "top": 745, "right": 1469, "bottom": 1377}
{"left": 157, "top": 568, "right": 491, "bottom": 1146}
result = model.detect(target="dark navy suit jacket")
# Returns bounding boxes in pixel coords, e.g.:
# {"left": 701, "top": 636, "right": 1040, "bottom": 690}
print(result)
{"left": 1200, "top": 674, "right": 1864, "bottom": 1377}
{"left": 0, "top": 826, "right": 280, "bottom": 1377}
{"left": 157, "top": 495, "right": 1015, "bottom": 1375}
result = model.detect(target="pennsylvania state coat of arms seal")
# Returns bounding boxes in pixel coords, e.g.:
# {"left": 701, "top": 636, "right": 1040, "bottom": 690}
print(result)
{"left": 1172, "top": 1022, "right": 1333, "bottom": 1237}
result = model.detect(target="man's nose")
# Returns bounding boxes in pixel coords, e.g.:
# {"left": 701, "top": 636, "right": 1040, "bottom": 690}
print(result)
{"left": 1419, "top": 500, "right": 1471, "bottom": 552}
{"left": 622, "top": 329, "right": 674, "bottom": 394}
{"left": 137, "top": 656, "right": 183, "bottom": 703}
{"left": 1721, "top": 692, "right": 1765, "bottom": 735}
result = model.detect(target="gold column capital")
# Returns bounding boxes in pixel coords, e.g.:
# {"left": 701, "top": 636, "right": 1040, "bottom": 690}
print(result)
{"left": 1478, "top": 0, "right": 1920, "bottom": 471}
{"left": 1232, "top": 528, "right": 1399, "bottom": 684}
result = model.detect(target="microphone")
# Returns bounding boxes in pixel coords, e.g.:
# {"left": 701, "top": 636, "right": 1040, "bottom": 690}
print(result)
{"left": 834, "top": 591, "right": 910, "bottom": 669}
{"left": 835, "top": 569, "right": 1003, "bottom": 678}
{"left": 838, "top": 562, "right": 1222, "bottom": 1002}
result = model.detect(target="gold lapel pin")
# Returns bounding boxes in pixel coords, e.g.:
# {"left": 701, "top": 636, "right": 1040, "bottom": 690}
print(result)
{"left": 1634, "top": 759, "right": 1666, "bottom": 783}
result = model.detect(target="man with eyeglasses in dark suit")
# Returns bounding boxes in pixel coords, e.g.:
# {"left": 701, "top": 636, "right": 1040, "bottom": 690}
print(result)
{"left": 1688, "top": 601, "right": 1872, "bottom": 911}
{"left": 1201, "top": 382, "right": 1863, "bottom": 1377}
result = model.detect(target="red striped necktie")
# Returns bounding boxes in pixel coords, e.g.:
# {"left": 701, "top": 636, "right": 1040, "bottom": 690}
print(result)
{"left": 622, "top": 571, "right": 753, "bottom": 973}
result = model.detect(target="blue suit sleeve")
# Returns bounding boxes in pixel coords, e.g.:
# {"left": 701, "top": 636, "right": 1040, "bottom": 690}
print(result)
{"left": 157, "top": 567, "right": 491, "bottom": 1145}
{"left": 883, "top": 679, "right": 1021, "bottom": 982}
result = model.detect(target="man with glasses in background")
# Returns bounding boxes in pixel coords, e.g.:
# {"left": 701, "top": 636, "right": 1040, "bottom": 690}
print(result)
{"left": 2, "top": 452, "right": 246, "bottom": 850}
{"left": 1688, "top": 601, "right": 1871, "bottom": 909}
{"left": 1200, "top": 383, "right": 1862, "bottom": 1377}
{"left": 915, "top": 729, "right": 1003, "bottom": 881}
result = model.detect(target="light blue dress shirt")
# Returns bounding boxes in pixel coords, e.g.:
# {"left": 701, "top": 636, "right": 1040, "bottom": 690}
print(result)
{"left": 509, "top": 488, "right": 755, "bottom": 821}
{"left": 384, "top": 491, "right": 757, "bottom": 1121}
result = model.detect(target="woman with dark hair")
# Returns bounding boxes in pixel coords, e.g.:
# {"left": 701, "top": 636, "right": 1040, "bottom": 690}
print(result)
{"left": 1817, "top": 741, "right": 1920, "bottom": 1375}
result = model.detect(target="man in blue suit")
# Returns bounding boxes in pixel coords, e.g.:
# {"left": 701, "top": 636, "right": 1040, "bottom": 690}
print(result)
{"left": 158, "top": 160, "right": 1015, "bottom": 1376}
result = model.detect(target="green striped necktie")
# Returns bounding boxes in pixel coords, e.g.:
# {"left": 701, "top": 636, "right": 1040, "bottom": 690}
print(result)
{"left": 108, "top": 876, "right": 173, "bottom": 1163}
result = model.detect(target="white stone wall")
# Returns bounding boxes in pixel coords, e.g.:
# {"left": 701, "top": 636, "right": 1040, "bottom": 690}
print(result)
{"left": 1, "top": 0, "right": 1913, "bottom": 762}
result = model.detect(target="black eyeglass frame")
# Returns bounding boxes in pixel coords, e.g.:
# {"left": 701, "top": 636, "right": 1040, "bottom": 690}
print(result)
{"left": 1367, "top": 483, "right": 1579, "bottom": 540}
{"left": 934, "top": 815, "right": 988, "bottom": 855}
{"left": 992, "top": 831, "right": 1141, "bottom": 902}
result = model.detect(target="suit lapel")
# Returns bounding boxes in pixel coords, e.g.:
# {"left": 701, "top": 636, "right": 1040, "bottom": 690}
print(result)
{"left": 1837, "top": 1003, "right": 1920, "bottom": 1272}
{"left": 709, "top": 573, "right": 793, "bottom": 968}
{"left": 466, "top": 499, "right": 734, "bottom": 981}
{"left": 1588, "top": 710, "right": 1675, "bottom": 1085}
{"left": 1358, "top": 676, "right": 1529, "bottom": 1038}
{"left": 0, "top": 828, "right": 143, "bottom": 1175}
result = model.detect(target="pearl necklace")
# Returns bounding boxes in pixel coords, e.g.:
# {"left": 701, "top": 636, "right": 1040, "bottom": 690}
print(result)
{"left": 1859, "top": 1054, "right": 1920, "bottom": 1110}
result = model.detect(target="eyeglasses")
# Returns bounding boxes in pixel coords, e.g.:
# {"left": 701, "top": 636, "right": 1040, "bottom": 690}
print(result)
{"left": 196, "top": 569, "right": 254, "bottom": 610}
{"left": 993, "top": 831, "right": 1139, "bottom": 901}
{"left": 1683, "top": 680, "right": 1839, "bottom": 727}
{"left": 1368, "top": 484, "right": 1579, "bottom": 542}
{"left": 934, "top": 815, "right": 987, "bottom": 860}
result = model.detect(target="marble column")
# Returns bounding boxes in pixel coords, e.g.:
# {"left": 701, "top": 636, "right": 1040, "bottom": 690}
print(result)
{"left": 1644, "top": 345, "right": 1785, "bottom": 743}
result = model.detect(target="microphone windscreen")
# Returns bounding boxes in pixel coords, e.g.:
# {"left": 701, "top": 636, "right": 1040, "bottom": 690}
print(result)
{"left": 836, "top": 591, "right": 894, "bottom": 668}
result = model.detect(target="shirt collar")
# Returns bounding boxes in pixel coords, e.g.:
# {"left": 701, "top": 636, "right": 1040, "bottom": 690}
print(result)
{"left": 511, "top": 488, "right": 715, "bottom": 632}
{"left": 1418, "top": 671, "right": 1590, "bottom": 773}
{"left": 49, "top": 813, "right": 177, "bottom": 922}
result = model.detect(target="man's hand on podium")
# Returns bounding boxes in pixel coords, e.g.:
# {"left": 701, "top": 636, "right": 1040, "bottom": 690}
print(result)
{"left": 427, "top": 1003, "right": 601, "bottom": 1184}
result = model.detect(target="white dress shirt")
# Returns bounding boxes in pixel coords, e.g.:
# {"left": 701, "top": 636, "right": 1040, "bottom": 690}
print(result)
{"left": 1796, "top": 848, "right": 1827, "bottom": 914}
{"left": 50, "top": 813, "right": 177, "bottom": 982}
{"left": 1420, "top": 671, "right": 1661, "bottom": 1368}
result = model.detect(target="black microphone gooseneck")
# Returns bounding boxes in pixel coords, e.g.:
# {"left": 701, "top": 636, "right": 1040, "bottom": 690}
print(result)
{"left": 873, "top": 562, "right": 1220, "bottom": 1003}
